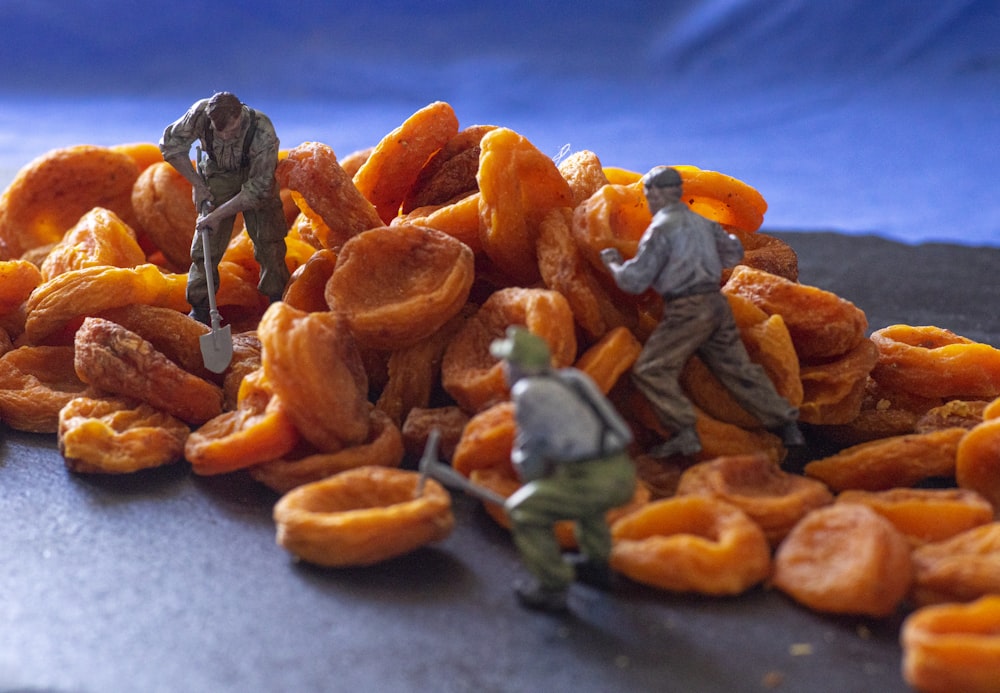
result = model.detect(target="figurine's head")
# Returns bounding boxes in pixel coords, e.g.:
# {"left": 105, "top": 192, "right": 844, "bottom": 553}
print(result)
{"left": 642, "top": 166, "right": 683, "bottom": 212}
{"left": 207, "top": 92, "right": 243, "bottom": 134}
{"left": 490, "top": 326, "right": 551, "bottom": 383}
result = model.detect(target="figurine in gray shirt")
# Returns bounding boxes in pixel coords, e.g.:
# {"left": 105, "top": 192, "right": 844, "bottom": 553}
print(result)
{"left": 160, "top": 92, "right": 289, "bottom": 324}
{"left": 601, "top": 166, "right": 803, "bottom": 459}
{"left": 490, "top": 327, "right": 637, "bottom": 612}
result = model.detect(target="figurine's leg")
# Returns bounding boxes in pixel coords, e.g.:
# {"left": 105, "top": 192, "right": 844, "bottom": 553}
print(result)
{"left": 698, "top": 295, "right": 802, "bottom": 442}
{"left": 632, "top": 296, "right": 714, "bottom": 456}
{"left": 244, "top": 196, "right": 290, "bottom": 303}
{"left": 187, "top": 215, "right": 237, "bottom": 322}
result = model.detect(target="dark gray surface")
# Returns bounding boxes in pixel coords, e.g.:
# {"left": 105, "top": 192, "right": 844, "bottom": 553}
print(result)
{"left": 2, "top": 232, "right": 998, "bottom": 693}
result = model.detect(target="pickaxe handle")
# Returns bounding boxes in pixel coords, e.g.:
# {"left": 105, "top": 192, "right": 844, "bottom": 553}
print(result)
{"left": 417, "top": 429, "right": 508, "bottom": 507}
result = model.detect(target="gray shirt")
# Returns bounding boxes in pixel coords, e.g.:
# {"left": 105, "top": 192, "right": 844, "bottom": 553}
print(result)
{"left": 609, "top": 203, "right": 743, "bottom": 299}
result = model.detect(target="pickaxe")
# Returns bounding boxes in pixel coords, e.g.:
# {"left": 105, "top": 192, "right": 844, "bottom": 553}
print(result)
{"left": 416, "top": 428, "right": 507, "bottom": 507}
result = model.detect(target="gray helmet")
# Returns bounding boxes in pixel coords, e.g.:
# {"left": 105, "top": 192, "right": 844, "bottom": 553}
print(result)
{"left": 642, "top": 166, "right": 683, "bottom": 191}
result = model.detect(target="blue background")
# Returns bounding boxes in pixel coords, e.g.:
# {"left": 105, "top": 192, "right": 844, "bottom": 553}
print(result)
{"left": 1, "top": 1, "right": 997, "bottom": 246}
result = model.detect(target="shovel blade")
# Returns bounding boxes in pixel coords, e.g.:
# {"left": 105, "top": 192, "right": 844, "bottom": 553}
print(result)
{"left": 199, "top": 324, "right": 233, "bottom": 374}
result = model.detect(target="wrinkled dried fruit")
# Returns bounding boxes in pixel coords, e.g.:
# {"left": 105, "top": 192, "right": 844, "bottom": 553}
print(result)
{"left": 557, "top": 150, "right": 611, "bottom": 207}
{"left": 902, "top": 595, "right": 1000, "bottom": 693}
{"left": 400, "top": 192, "right": 483, "bottom": 254}
{"left": 798, "top": 338, "right": 878, "bottom": 425}
{"left": 402, "top": 124, "right": 495, "bottom": 212}
{"left": 724, "top": 265, "right": 868, "bottom": 362}
{"left": 0, "top": 345, "right": 90, "bottom": 432}
{"left": 955, "top": 415, "right": 1000, "bottom": 509}
{"left": 677, "top": 454, "right": 834, "bottom": 546}
{"left": 96, "top": 303, "right": 214, "bottom": 381}
{"left": 836, "top": 488, "right": 994, "bottom": 546}
{"left": 74, "top": 317, "right": 223, "bottom": 425}
{"left": 910, "top": 523, "right": 1000, "bottom": 606}
{"left": 257, "top": 302, "right": 369, "bottom": 452}
{"left": 573, "top": 326, "right": 642, "bottom": 394}
{"left": 804, "top": 427, "right": 966, "bottom": 491}
{"left": 0, "top": 259, "right": 42, "bottom": 315}
{"left": 59, "top": 396, "right": 189, "bottom": 474}
{"left": 400, "top": 405, "right": 469, "bottom": 462}
{"left": 441, "top": 287, "right": 577, "bottom": 413}
{"left": 772, "top": 503, "right": 912, "bottom": 617}
{"left": 673, "top": 164, "right": 768, "bottom": 234}
{"left": 40, "top": 207, "right": 145, "bottom": 280}
{"left": 353, "top": 101, "right": 460, "bottom": 224}
{"left": 871, "top": 324, "right": 1000, "bottom": 400}
{"left": 0, "top": 144, "right": 140, "bottom": 260}
{"left": 273, "top": 466, "right": 453, "bottom": 566}
{"left": 277, "top": 141, "right": 382, "bottom": 250}
{"left": 282, "top": 248, "right": 338, "bottom": 313}
{"left": 610, "top": 495, "right": 772, "bottom": 595}
{"left": 327, "top": 224, "right": 474, "bottom": 350}
{"left": 130, "top": 161, "right": 197, "bottom": 271}
{"left": 451, "top": 401, "right": 517, "bottom": 478}
{"left": 572, "top": 181, "right": 650, "bottom": 274}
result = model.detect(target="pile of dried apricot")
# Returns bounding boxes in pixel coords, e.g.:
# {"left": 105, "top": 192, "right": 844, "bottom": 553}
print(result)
{"left": 1, "top": 100, "right": 998, "bottom": 691}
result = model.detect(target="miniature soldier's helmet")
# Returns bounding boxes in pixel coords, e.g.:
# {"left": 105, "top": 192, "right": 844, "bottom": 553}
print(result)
{"left": 642, "top": 166, "right": 683, "bottom": 191}
{"left": 490, "top": 326, "right": 551, "bottom": 372}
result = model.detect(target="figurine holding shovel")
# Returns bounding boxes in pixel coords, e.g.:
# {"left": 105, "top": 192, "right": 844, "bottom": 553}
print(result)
{"left": 159, "top": 92, "right": 291, "bottom": 370}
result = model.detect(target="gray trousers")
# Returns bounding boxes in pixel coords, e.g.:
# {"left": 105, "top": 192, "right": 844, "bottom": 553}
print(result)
{"left": 187, "top": 170, "right": 289, "bottom": 312}
{"left": 632, "top": 291, "right": 796, "bottom": 433}
{"left": 505, "top": 452, "right": 636, "bottom": 591}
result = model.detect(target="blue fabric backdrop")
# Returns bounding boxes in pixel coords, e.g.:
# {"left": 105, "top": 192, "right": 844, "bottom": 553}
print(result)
{"left": 1, "top": 1, "right": 997, "bottom": 246}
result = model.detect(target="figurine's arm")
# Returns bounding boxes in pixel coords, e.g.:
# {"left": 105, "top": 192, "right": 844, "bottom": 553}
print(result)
{"left": 159, "top": 102, "right": 212, "bottom": 209}
{"left": 714, "top": 225, "right": 745, "bottom": 268}
{"left": 600, "top": 224, "right": 670, "bottom": 295}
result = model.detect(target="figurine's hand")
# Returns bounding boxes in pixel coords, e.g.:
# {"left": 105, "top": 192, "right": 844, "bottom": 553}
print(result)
{"left": 196, "top": 210, "right": 219, "bottom": 233}
{"left": 600, "top": 247, "right": 623, "bottom": 268}
{"left": 192, "top": 182, "right": 213, "bottom": 214}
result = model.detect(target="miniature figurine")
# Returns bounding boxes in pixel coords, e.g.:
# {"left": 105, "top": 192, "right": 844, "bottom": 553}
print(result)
{"left": 159, "top": 92, "right": 290, "bottom": 325}
{"left": 601, "top": 166, "right": 804, "bottom": 458}
{"left": 489, "top": 326, "right": 637, "bottom": 612}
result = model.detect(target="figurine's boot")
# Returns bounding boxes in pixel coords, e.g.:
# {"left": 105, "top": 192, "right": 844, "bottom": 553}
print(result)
{"left": 515, "top": 580, "right": 569, "bottom": 613}
{"left": 772, "top": 420, "right": 806, "bottom": 448}
{"left": 570, "top": 555, "right": 615, "bottom": 591}
{"left": 649, "top": 426, "right": 702, "bottom": 459}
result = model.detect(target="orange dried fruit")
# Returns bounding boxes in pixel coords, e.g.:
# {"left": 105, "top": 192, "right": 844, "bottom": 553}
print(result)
{"left": 400, "top": 405, "right": 469, "bottom": 462}
{"left": 557, "top": 149, "right": 611, "bottom": 206}
{"left": 58, "top": 396, "right": 189, "bottom": 474}
{"left": 451, "top": 401, "right": 517, "bottom": 478}
{"left": 0, "top": 345, "right": 91, "bottom": 432}
{"left": 40, "top": 207, "right": 146, "bottom": 280}
{"left": 184, "top": 369, "right": 300, "bottom": 476}
{"left": 74, "top": 317, "right": 224, "bottom": 425}
{"left": 441, "top": 287, "right": 577, "bottom": 413}
{"left": 836, "top": 488, "right": 994, "bottom": 546}
{"left": 277, "top": 141, "right": 382, "bottom": 250}
{"left": 96, "top": 303, "right": 214, "bottom": 381}
{"left": 798, "top": 338, "right": 879, "bottom": 425}
{"left": 910, "top": 523, "right": 1000, "bottom": 606}
{"left": 671, "top": 165, "right": 768, "bottom": 233}
{"left": 400, "top": 192, "right": 483, "bottom": 254}
{"left": 572, "top": 181, "right": 650, "bottom": 273}
{"left": 677, "top": 454, "right": 834, "bottom": 547}
{"left": 723, "top": 265, "right": 868, "bottom": 362}
{"left": 573, "top": 326, "right": 643, "bottom": 394}
{"left": 916, "top": 399, "right": 989, "bottom": 433}
{"left": 327, "top": 224, "right": 474, "bottom": 350}
{"left": 0, "top": 259, "right": 42, "bottom": 315}
{"left": 902, "top": 595, "right": 1000, "bottom": 693}
{"left": 401, "top": 124, "right": 496, "bottom": 213}
{"left": 250, "top": 407, "right": 404, "bottom": 494}
{"left": 803, "top": 427, "right": 966, "bottom": 491}
{"left": 772, "top": 503, "right": 912, "bottom": 617}
{"left": 24, "top": 264, "right": 189, "bottom": 345}
{"left": 610, "top": 495, "right": 772, "bottom": 595}
{"left": 282, "top": 247, "right": 338, "bottom": 313}
{"left": 353, "top": 101, "right": 460, "bottom": 224}
{"left": 130, "top": 160, "right": 197, "bottom": 271}
{"left": 0, "top": 144, "right": 140, "bottom": 260}
{"left": 477, "top": 127, "right": 574, "bottom": 284}
{"left": 956, "top": 415, "right": 1000, "bottom": 509}
{"left": 257, "top": 302, "right": 370, "bottom": 452}
{"left": 110, "top": 142, "right": 164, "bottom": 173}
{"left": 871, "top": 324, "right": 1000, "bottom": 400}
{"left": 273, "top": 465, "right": 454, "bottom": 566}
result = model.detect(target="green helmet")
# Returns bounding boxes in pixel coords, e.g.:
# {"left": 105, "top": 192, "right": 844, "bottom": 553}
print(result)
{"left": 489, "top": 326, "right": 551, "bottom": 371}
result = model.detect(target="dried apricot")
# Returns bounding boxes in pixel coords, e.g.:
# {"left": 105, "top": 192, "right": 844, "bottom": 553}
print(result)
{"left": 571, "top": 181, "right": 650, "bottom": 274}
{"left": 557, "top": 150, "right": 610, "bottom": 207}
{"left": 0, "top": 259, "right": 42, "bottom": 315}
{"left": 0, "top": 144, "right": 140, "bottom": 260}
{"left": 0, "top": 345, "right": 90, "bottom": 432}
{"left": 836, "top": 488, "right": 994, "bottom": 545}
{"left": 441, "top": 287, "right": 577, "bottom": 413}
{"left": 400, "top": 405, "right": 469, "bottom": 462}
{"left": 401, "top": 124, "right": 496, "bottom": 212}
{"left": 353, "top": 101, "right": 460, "bottom": 224}
{"left": 257, "top": 302, "right": 370, "bottom": 452}
{"left": 327, "top": 224, "right": 474, "bottom": 350}
{"left": 573, "top": 326, "right": 643, "bottom": 395}
{"left": 672, "top": 165, "right": 768, "bottom": 234}
{"left": 58, "top": 396, "right": 189, "bottom": 474}
{"left": 610, "top": 495, "right": 772, "bottom": 595}
{"left": 400, "top": 192, "right": 483, "bottom": 253}
{"left": 477, "top": 127, "right": 574, "bottom": 284}
{"left": 872, "top": 324, "right": 1000, "bottom": 400}
{"left": 723, "top": 265, "right": 868, "bottom": 362}
{"left": 677, "top": 454, "right": 834, "bottom": 546}
{"left": 40, "top": 207, "right": 146, "bottom": 280}
{"left": 902, "top": 596, "right": 1000, "bottom": 693}
{"left": 804, "top": 428, "right": 966, "bottom": 491}
{"left": 130, "top": 160, "right": 196, "bottom": 271}
{"left": 956, "top": 415, "right": 1000, "bottom": 509}
{"left": 772, "top": 503, "right": 912, "bottom": 617}
{"left": 798, "top": 338, "right": 879, "bottom": 425}
{"left": 277, "top": 141, "right": 382, "bottom": 250}
{"left": 910, "top": 523, "right": 1000, "bottom": 606}
{"left": 74, "top": 317, "right": 223, "bottom": 425}
{"left": 281, "top": 248, "right": 337, "bottom": 313}
{"left": 273, "top": 465, "right": 453, "bottom": 566}
{"left": 451, "top": 401, "right": 517, "bottom": 478}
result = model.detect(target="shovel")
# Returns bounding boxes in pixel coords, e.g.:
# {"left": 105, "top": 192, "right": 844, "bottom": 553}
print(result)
{"left": 194, "top": 147, "right": 233, "bottom": 374}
